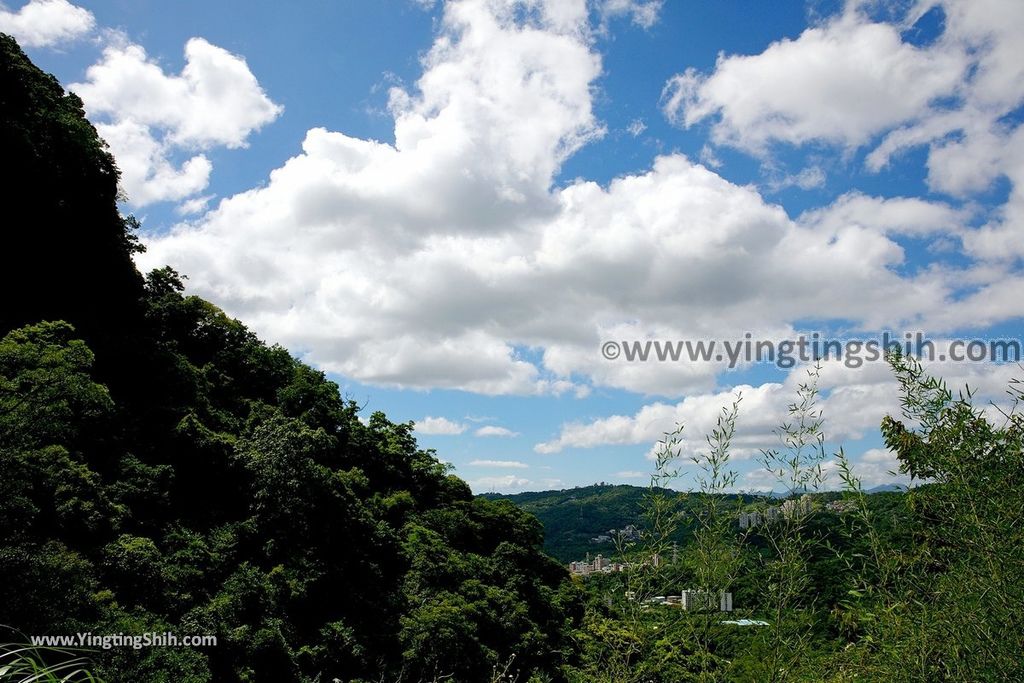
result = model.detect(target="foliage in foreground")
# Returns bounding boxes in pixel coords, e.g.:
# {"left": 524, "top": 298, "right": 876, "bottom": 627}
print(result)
{"left": 562, "top": 357, "right": 1024, "bottom": 682}
{"left": 0, "top": 639, "right": 104, "bottom": 683}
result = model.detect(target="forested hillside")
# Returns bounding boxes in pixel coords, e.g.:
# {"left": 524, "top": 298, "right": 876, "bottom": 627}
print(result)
{"left": 0, "top": 34, "right": 577, "bottom": 683}
{"left": 484, "top": 485, "right": 680, "bottom": 562}
{"left": 485, "top": 485, "right": 906, "bottom": 564}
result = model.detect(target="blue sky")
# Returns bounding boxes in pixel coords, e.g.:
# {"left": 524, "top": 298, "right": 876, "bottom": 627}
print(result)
{"left": 5, "top": 0, "right": 1022, "bottom": 493}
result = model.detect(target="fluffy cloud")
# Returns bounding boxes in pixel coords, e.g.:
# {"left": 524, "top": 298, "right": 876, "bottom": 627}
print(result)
{"left": 663, "top": 6, "right": 966, "bottom": 152}
{"left": 137, "top": 0, "right": 1022, "bottom": 401}
{"left": 599, "top": 0, "right": 663, "bottom": 29}
{"left": 0, "top": 0, "right": 93, "bottom": 48}
{"left": 139, "top": 0, "right": 603, "bottom": 394}
{"left": 142, "top": 140, "right": 1001, "bottom": 396}
{"left": 534, "top": 380, "right": 790, "bottom": 456}
{"left": 475, "top": 426, "right": 520, "bottom": 437}
{"left": 93, "top": 119, "right": 212, "bottom": 206}
{"left": 72, "top": 37, "right": 281, "bottom": 207}
{"left": 468, "top": 459, "right": 528, "bottom": 468}
{"left": 626, "top": 118, "right": 646, "bottom": 136}
{"left": 535, "top": 351, "right": 1020, "bottom": 457}
{"left": 747, "top": 447, "right": 913, "bottom": 493}
{"left": 847, "top": 448, "right": 911, "bottom": 488}
{"left": 74, "top": 38, "right": 282, "bottom": 148}
{"left": 664, "top": 0, "right": 1024, "bottom": 264}
{"left": 869, "top": 1, "right": 1024, "bottom": 181}
{"left": 800, "top": 192, "right": 965, "bottom": 238}
{"left": 176, "top": 194, "right": 215, "bottom": 216}
{"left": 466, "top": 474, "right": 532, "bottom": 491}
{"left": 414, "top": 416, "right": 467, "bottom": 435}
{"left": 767, "top": 166, "right": 826, "bottom": 192}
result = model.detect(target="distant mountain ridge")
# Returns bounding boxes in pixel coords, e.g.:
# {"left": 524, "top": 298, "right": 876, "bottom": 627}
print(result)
{"left": 865, "top": 483, "right": 908, "bottom": 493}
{"left": 482, "top": 484, "right": 717, "bottom": 563}
{"left": 483, "top": 483, "right": 908, "bottom": 563}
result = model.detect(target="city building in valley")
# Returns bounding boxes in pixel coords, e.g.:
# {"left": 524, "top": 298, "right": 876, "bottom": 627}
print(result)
{"left": 631, "top": 589, "right": 734, "bottom": 612}
{"left": 568, "top": 554, "right": 626, "bottom": 576}
{"left": 591, "top": 524, "right": 641, "bottom": 544}
{"left": 568, "top": 551, "right": 661, "bottom": 576}
{"left": 739, "top": 494, "right": 814, "bottom": 529}
{"left": 680, "top": 589, "right": 733, "bottom": 612}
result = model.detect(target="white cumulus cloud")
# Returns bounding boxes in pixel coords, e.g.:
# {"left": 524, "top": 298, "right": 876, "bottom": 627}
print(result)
{"left": 535, "top": 353, "right": 1021, "bottom": 458}
{"left": 663, "top": 6, "right": 966, "bottom": 153}
{"left": 72, "top": 36, "right": 281, "bottom": 207}
{"left": 466, "top": 474, "right": 532, "bottom": 492}
{"left": 414, "top": 416, "right": 467, "bottom": 435}
{"left": 663, "top": 0, "right": 1024, "bottom": 265}
{"left": 0, "top": 0, "right": 93, "bottom": 48}
{"left": 475, "top": 426, "right": 520, "bottom": 437}
{"left": 599, "top": 0, "right": 663, "bottom": 29}
{"left": 136, "top": 0, "right": 1024, "bottom": 400}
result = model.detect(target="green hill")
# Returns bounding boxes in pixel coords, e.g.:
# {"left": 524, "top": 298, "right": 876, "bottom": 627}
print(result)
{"left": 483, "top": 484, "right": 666, "bottom": 563}
{"left": 485, "top": 484, "right": 723, "bottom": 563}
{"left": 484, "top": 484, "right": 909, "bottom": 564}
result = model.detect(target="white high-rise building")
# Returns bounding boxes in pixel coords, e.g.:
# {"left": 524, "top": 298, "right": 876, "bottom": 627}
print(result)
{"left": 738, "top": 511, "right": 762, "bottom": 529}
{"left": 680, "top": 589, "right": 734, "bottom": 612}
